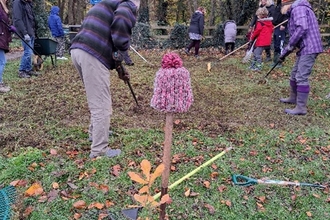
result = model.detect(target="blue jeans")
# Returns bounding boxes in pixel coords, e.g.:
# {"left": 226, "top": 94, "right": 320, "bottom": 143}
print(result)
{"left": 19, "top": 37, "right": 35, "bottom": 72}
{"left": 0, "top": 49, "right": 6, "bottom": 83}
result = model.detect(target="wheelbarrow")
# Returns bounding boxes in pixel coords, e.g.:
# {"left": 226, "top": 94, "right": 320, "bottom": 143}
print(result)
{"left": 33, "top": 38, "right": 58, "bottom": 71}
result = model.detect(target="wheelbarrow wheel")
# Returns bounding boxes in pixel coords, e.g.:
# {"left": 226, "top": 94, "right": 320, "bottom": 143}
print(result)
{"left": 33, "top": 55, "right": 44, "bottom": 71}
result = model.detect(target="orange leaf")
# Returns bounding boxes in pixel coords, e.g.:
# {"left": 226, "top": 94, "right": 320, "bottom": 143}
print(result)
{"left": 73, "top": 200, "right": 87, "bottom": 209}
{"left": 160, "top": 194, "right": 171, "bottom": 205}
{"left": 306, "top": 211, "right": 312, "bottom": 217}
{"left": 105, "top": 200, "right": 115, "bottom": 208}
{"left": 141, "top": 160, "right": 151, "bottom": 181}
{"left": 25, "top": 183, "right": 44, "bottom": 197}
{"left": 149, "top": 163, "right": 164, "bottom": 185}
{"left": 88, "top": 202, "right": 104, "bottom": 210}
{"left": 98, "top": 213, "right": 109, "bottom": 220}
{"left": 134, "top": 194, "right": 148, "bottom": 206}
{"left": 112, "top": 164, "right": 121, "bottom": 177}
{"left": 218, "top": 185, "right": 227, "bottom": 193}
{"left": 128, "top": 172, "right": 148, "bottom": 185}
{"left": 138, "top": 185, "right": 149, "bottom": 194}
{"left": 73, "top": 213, "right": 82, "bottom": 219}
{"left": 225, "top": 200, "right": 232, "bottom": 207}
{"left": 184, "top": 188, "right": 191, "bottom": 197}
{"left": 203, "top": 181, "right": 210, "bottom": 188}
{"left": 99, "top": 184, "right": 109, "bottom": 193}
{"left": 52, "top": 182, "right": 59, "bottom": 189}
{"left": 204, "top": 203, "right": 215, "bottom": 214}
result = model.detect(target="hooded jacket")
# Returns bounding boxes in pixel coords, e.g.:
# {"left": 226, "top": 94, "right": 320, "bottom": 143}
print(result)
{"left": 48, "top": 6, "right": 65, "bottom": 37}
{"left": 188, "top": 10, "right": 204, "bottom": 35}
{"left": 224, "top": 20, "right": 237, "bottom": 43}
{"left": 0, "top": 4, "right": 12, "bottom": 52}
{"left": 282, "top": 0, "right": 323, "bottom": 56}
{"left": 250, "top": 17, "right": 274, "bottom": 47}
{"left": 250, "top": 0, "right": 275, "bottom": 28}
{"left": 12, "top": 0, "right": 36, "bottom": 38}
{"left": 70, "top": 0, "right": 138, "bottom": 70}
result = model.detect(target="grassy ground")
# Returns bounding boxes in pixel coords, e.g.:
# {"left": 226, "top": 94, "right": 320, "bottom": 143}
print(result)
{"left": 0, "top": 45, "right": 330, "bottom": 220}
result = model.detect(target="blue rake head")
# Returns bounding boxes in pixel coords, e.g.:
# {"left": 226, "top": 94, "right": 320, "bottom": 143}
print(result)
{"left": 0, "top": 185, "right": 17, "bottom": 220}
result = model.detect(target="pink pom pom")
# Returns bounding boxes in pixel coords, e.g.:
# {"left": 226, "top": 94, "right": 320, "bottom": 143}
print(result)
{"left": 161, "top": 52, "right": 183, "bottom": 69}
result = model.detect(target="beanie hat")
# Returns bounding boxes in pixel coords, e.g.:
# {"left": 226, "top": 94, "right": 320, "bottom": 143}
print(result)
{"left": 130, "top": 0, "right": 140, "bottom": 9}
{"left": 282, "top": 0, "right": 294, "bottom": 5}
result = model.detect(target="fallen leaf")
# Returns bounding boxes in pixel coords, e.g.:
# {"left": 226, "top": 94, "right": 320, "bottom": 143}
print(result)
{"left": 306, "top": 211, "right": 312, "bottom": 217}
{"left": 23, "top": 206, "right": 34, "bottom": 218}
{"left": 25, "top": 183, "right": 44, "bottom": 197}
{"left": 68, "top": 182, "right": 78, "bottom": 189}
{"left": 174, "top": 119, "right": 181, "bottom": 125}
{"left": 225, "top": 200, "right": 232, "bottom": 207}
{"left": 50, "top": 149, "right": 58, "bottom": 155}
{"left": 112, "top": 164, "right": 121, "bottom": 177}
{"left": 73, "top": 213, "right": 82, "bottom": 219}
{"left": 204, "top": 203, "right": 215, "bottom": 214}
{"left": 47, "top": 189, "right": 59, "bottom": 202}
{"left": 210, "top": 172, "right": 219, "bottom": 178}
{"left": 88, "top": 202, "right": 104, "bottom": 210}
{"left": 211, "top": 164, "right": 217, "bottom": 170}
{"left": 73, "top": 200, "right": 87, "bottom": 209}
{"left": 98, "top": 213, "right": 109, "bottom": 220}
{"left": 258, "top": 196, "right": 266, "bottom": 203}
{"left": 184, "top": 188, "right": 191, "bottom": 197}
{"left": 99, "top": 184, "right": 109, "bottom": 193}
{"left": 105, "top": 200, "right": 115, "bottom": 208}
{"left": 52, "top": 182, "right": 59, "bottom": 189}
{"left": 218, "top": 185, "right": 227, "bottom": 193}
{"left": 203, "top": 181, "right": 211, "bottom": 188}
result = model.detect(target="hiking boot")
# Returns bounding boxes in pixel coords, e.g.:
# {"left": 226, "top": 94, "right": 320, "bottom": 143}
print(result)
{"left": 18, "top": 71, "right": 31, "bottom": 78}
{"left": 0, "top": 83, "right": 10, "bottom": 93}
{"left": 26, "top": 70, "right": 40, "bottom": 76}
{"left": 184, "top": 48, "right": 189, "bottom": 55}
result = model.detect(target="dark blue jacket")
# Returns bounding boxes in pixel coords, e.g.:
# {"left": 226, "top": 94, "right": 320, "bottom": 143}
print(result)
{"left": 188, "top": 11, "right": 204, "bottom": 35}
{"left": 48, "top": 6, "right": 65, "bottom": 37}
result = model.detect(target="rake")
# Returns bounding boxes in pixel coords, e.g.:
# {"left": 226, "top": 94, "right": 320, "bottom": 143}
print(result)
{"left": 242, "top": 39, "right": 256, "bottom": 63}
{"left": 232, "top": 174, "right": 326, "bottom": 189}
{"left": 0, "top": 186, "right": 17, "bottom": 220}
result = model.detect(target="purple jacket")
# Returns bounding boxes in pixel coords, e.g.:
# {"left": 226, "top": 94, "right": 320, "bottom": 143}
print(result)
{"left": 282, "top": 0, "right": 323, "bottom": 56}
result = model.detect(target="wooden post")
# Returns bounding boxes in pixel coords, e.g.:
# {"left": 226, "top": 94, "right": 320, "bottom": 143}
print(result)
{"left": 159, "top": 113, "right": 173, "bottom": 220}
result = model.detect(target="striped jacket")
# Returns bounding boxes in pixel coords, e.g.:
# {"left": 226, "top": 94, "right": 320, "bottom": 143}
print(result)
{"left": 70, "top": 0, "right": 137, "bottom": 70}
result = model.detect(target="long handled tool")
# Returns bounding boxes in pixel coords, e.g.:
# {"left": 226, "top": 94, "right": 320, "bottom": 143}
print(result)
{"left": 0, "top": 19, "right": 44, "bottom": 64}
{"left": 232, "top": 174, "right": 326, "bottom": 189}
{"left": 111, "top": 147, "right": 233, "bottom": 220}
{"left": 0, "top": 185, "right": 17, "bottom": 220}
{"left": 242, "top": 39, "right": 256, "bottom": 63}
{"left": 257, "top": 60, "right": 281, "bottom": 84}
{"left": 130, "top": 45, "right": 154, "bottom": 66}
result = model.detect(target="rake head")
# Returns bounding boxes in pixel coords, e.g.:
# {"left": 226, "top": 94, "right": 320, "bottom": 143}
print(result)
{"left": 0, "top": 186, "right": 17, "bottom": 220}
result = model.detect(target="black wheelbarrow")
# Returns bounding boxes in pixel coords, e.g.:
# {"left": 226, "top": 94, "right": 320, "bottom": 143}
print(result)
{"left": 33, "top": 38, "right": 58, "bottom": 71}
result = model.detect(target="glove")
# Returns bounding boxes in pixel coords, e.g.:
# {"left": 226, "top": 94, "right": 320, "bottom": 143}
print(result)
{"left": 279, "top": 46, "right": 294, "bottom": 63}
{"left": 9, "top": 25, "right": 17, "bottom": 33}
{"left": 24, "top": 34, "right": 31, "bottom": 42}
{"left": 112, "top": 51, "right": 124, "bottom": 62}
{"left": 115, "top": 62, "right": 130, "bottom": 82}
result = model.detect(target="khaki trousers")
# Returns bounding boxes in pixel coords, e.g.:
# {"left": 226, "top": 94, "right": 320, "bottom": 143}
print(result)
{"left": 71, "top": 49, "right": 112, "bottom": 157}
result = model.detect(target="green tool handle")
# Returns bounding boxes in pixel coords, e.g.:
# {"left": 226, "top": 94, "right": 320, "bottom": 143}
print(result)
{"left": 232, "top": 174, "right": 258, "bottom": 186}
{"left": 153, "top": 147, "right": 233, "bottom": 200}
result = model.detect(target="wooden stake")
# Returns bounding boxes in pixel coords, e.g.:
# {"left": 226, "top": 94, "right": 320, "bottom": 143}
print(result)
{"left": 159, "top": 112, "right": 173, "bottom": 220}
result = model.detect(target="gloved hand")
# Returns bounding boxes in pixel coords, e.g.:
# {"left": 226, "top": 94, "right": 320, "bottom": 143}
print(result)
{"left": 115, "top": 62, "right": 130, "bottom": 82}
{"left": 24, "top": 34, "right": 31, "bottom": 42}
{"left": 9, "top": 25, "right": 17, "bottom": 33}
{"left": 279, "top": 46, "right": 294, "bottom": 63}
{"left": 113, "top": 51, "right": 129, "bottom": 81}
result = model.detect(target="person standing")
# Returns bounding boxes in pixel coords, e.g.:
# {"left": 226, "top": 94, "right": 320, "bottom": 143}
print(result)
{"left": 248, "top": 0, "right": 275, "bottom": 62}
{"left": 271, "top": 0, "right": 288, "bottom": 68}
{"left": 12, "top": 0, "right": 38, "bottom": 78}
{"left": 248, "top": 7, "right": 274, "bottom": 71}
{"left": 223, "top": 18, "right": 237, "bottom": 55}
{"left": 279, "top": 0, "right": 323, "bottom": 115}
{"left": 70, "top": 0, "right": 140, "bottom": 158}
{"left": 48, "top": 6, "right": 68, "bottom": 60}
{"left": 0, "top": 0, "right": 15, "bottom": 92}
{"left": 184, "top": 6, "right": 206, "bottom": 58}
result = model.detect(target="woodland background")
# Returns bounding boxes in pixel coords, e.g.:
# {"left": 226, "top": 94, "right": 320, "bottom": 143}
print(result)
{"left": 6, "top": 0, "right": 330, "bottom": 34}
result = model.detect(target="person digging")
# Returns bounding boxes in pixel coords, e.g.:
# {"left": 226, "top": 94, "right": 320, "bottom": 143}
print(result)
{"left": 150, "top": 52, "right": 193, "bottom": 220}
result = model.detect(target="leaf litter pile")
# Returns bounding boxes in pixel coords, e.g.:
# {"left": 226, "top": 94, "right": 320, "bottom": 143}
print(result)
{"left": 1, "top": 48, "right": 330, "bottom": 219}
